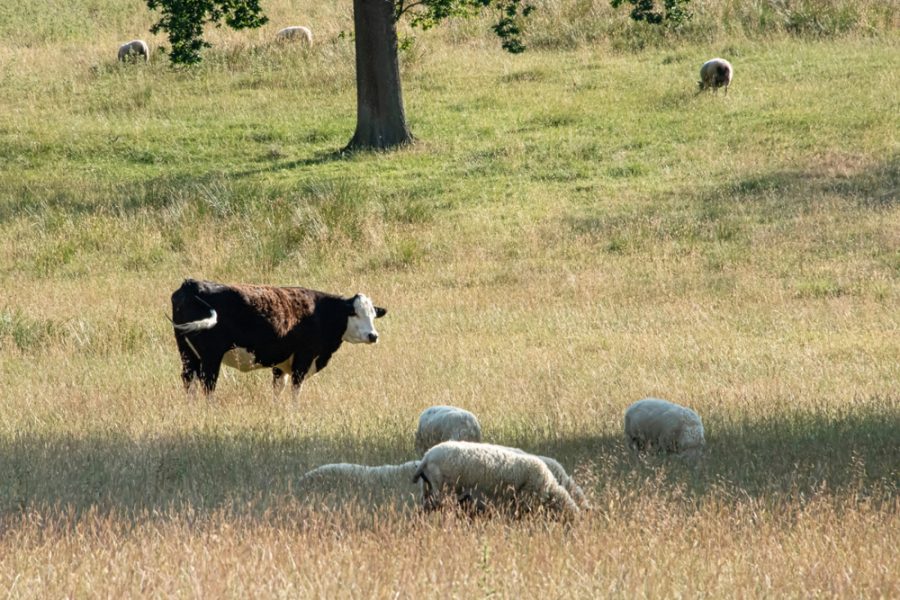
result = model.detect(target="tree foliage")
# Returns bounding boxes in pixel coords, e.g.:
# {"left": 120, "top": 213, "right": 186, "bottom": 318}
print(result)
{"left": 397, "top": 0, "right": 535, "bottom": 54}
{"left": 610, "top": 0, "right": 692, "bottom": 27}
{"left": 147, "top": 0, "right": 268, "bottom": 65}
{"left": 148, "top": 0, "right": 535, "bottom": 65}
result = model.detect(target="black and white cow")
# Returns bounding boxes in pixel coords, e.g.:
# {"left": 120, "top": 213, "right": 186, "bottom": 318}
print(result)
{"left": 171, "top": 279, "right": 386, "bottom": 399}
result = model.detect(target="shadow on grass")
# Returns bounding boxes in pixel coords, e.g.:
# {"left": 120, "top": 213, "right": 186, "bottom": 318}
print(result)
{"left": 228, "top": 148, "right": 350, "bottom": 180}
{"left": 0, "top": 148, "right": 350, "bottom": 222}
{"left": 512, "top": 403, "right": 898, "bottom": 503}
{"left": 699, "top": 153, "right": 898, "bottom": 211}
{"left": 1, "top": 405, "right": 896, "bottom": 523}
{"left": 0, "top": 430, "right": 408, "bottom": 520}
{"left": 0, "top": 172, "right": 224, "bottom": 222}
{"left": 567, "top": 154, "right": 898, "bottom": 251}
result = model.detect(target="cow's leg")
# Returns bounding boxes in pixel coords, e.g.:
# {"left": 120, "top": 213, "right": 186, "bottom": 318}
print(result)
{"left": 199, "top": 351, "right": 225, "bottom": 401}
{"left": 272, "top": 367, "right": 289, "bottom": 400}
{"left": 290, "top": 356, "right": 315, "bottom": 401}
{"left": 314, "top": 353, "right": 334, "bottom": 372}
{"left": 175, "top": 336, "right": 202, "bottom": 400}
{"left": 182, "top": 364, "right": 199, "bottom": 400}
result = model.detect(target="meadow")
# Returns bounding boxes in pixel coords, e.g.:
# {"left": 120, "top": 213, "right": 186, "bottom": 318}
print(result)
{"left": 0, "top": 0, "right": 898, "bottom": 596}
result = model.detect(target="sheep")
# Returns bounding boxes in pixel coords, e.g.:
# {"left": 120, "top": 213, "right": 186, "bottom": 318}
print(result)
{"left": 276, "top": 26, "right": 313, "bottom": 45}
{"left": 414, "top": 405, "right": 482, "bottom": 455}
{"left": 698, "top": 58, "right": 733, "bottom": 95}
{"left": 411, "top": 441, "right": 580, "bottom": 520}
{"left": 624, "top": 397, "right": 706, "bottom": 459}
{"left": 118, "top": 40, "right": 150, "bottom": 63}
{"left": 517, "top": 451, "right": 591, "bottom": 510}
{"left": 298, "top": 461, "right": 422, "bottom": 508}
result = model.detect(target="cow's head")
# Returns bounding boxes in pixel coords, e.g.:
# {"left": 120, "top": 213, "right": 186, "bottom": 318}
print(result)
{"left": 343, "top": 294, "right": 387, "bottom": 344}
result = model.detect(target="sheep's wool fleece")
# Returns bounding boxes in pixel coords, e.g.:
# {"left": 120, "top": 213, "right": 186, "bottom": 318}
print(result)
{"left": 301, "top": 461, "right": 420, "bottom": 487}
{"left": 699, "top": 58, "right": 733, "bottom": 88}
{"left": 624, "top": 398, "right": 705, "bottom": 452}
{"left": 499, "top": 446, "right": 590, "bottom": 509}
{"left": 118, "top": 40, "right": 149, "bottom": 61}
{"left": 415, "top": 405, "right": 482, "bottom": 454}
{"left": 276, "top": 26, "right": 313, "bottom": 43}
{"left": 423, "top": 442, "right": 559, "bottom": 493}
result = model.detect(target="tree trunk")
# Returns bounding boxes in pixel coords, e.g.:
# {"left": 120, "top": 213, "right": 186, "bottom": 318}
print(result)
{"left": 346, "top": 0, "right": 413, "bottom": 151}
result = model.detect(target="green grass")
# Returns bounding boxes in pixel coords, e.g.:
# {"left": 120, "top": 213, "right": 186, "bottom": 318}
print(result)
{"left": 0, "top": 0, "right": 899, "bottom": 596}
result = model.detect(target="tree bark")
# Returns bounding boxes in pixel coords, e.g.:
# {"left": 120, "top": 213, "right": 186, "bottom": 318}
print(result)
{"left": 346, "top": 0, "right": 413, "bottom": 151}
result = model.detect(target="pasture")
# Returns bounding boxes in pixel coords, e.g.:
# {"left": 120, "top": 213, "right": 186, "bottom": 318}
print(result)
{"left": 1, "top": 0, "right": 898, "bottom": 596}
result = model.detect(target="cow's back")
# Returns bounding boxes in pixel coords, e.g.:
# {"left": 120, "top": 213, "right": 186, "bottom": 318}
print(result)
{"left": 172, "top": 279, "right": 346, "bottom": 348}
{"left": 228, "top": 284, "right": 318, "bottom": 338}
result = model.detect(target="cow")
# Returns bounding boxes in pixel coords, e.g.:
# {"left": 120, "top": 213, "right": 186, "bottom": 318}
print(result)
{"left": 170, "top": 279, "right": 386, "bottom": 400}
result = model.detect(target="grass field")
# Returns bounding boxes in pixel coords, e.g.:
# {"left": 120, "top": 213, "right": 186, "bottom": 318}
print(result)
{"left": 1, "top": 0, "right": 898, "bottom": 596}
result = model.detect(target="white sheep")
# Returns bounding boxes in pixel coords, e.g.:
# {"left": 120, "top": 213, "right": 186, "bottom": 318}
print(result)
{"left": 518, "top": 451, "right": 591, "bottom": 510}
{"left": 698, "top": 58, "right": 733, "bottom": 95}
{"left": 414, "top": 405, "right": 482, "bottom": 455}
{"left": 276, "top": 26, "right": 313, "bottom": 45}
{"left": 118, "top": 40, "right": 150, "bottom": 63}
{"left": 411, "top": 441, "right": 580, "bottom": 520}
{"left": 624, "top": 397, "right": 706, "bottom": 458}
{"left": 297, "top": 460, "right": 421, "bottom": 503}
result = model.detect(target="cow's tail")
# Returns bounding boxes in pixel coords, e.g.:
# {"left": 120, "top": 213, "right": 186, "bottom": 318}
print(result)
{"left": 173, "top": 308, "right": 218, "bottom": 333}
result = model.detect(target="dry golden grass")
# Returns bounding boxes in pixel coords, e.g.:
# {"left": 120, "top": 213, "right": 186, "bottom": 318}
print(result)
{"left": 2, "top": 494, "right": 897, "bottom": 597}
{"left": 2, "top": 246, "right": 897, "bottom": 595}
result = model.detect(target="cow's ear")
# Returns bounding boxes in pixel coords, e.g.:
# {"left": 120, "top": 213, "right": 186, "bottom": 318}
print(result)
{"left": 347, "top": 297, "right": 359, "bottom": 316}
{"left": 374, "top": 306, "right": 387, "bottom": 318}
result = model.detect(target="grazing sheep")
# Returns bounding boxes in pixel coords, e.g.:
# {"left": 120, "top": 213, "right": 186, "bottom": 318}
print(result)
{"left": 698, "top": 58, "right": 733, "bottom": 95}
{"left": 276, "top": 26, "right": 313, "bottom": 45}
{"left": 414, "top": 405, "right": 482, "bottom": 455}
{"left": 412, "top": 441, "right": 580, "bottom": 520}
{"left": 515, "top": 450, "right": 591, "bottom": 510}
{"left": 298, "top": 461, "right": 422, "bottom": 507}
{"left": 624, "top": 397, "right": 706, "bottom": 458}
{"left": 118, "top": 40, "right": 150, "bottom": 63}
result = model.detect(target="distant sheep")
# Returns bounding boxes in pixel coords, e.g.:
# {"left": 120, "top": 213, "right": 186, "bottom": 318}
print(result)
{"left": 118, "top": 40, "right": 150, "bottom": 63}
{"left": 412, "top": 441, "right": 580, "bottom": 520}
{"left": 414, "top": 405, "right": 482, "bottom": 455}
{"left": 698, "top": 58, "right": 733, "bottom": 94}
{"left": 276, "top": 26, "right": 313, "bottom": 45}
{"left": 624, "top": 397, "right": 706, "bottom": 458}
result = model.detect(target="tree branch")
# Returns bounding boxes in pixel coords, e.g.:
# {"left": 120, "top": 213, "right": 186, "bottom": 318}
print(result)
{"left": 395, "top": 0, "right": 430, "bottom": 22}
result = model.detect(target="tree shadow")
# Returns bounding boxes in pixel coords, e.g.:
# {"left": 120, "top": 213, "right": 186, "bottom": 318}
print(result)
{"left": 514, "top": 404, "right": 898, "bottom": 504}
{"left": 1, "top": 405, "right": 896, "bottom": 524}
{"left": 228, "top": 148, "right": 351, "bottom": 180}
{"left": 696, "top": 154, "right": 898, "bottom": 212}
{"left": 0, "top": 172, "right": 225, "bottom": 223}
{"left": 0, "top": 149, "right": 351, "bottom": 223}
{"left": 0, "top": 430, "right": 409, "bottom": 521}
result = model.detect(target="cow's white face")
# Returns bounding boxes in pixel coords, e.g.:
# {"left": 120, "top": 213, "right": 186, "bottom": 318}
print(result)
{"left": 343, "top": 294, "right": 386, "bottom": 344}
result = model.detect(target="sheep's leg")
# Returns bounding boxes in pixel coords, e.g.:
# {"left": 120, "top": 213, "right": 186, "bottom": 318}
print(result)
{"left": 420, "top": 476, "right": 440, "bottom": 511}
{"left": 628, "top": 436, "right": 644, "bottom": 453}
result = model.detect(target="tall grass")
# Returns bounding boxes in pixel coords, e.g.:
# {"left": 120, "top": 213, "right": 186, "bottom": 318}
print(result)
{"left": 526, "top": 0, "right": 898, "bottom": 50}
